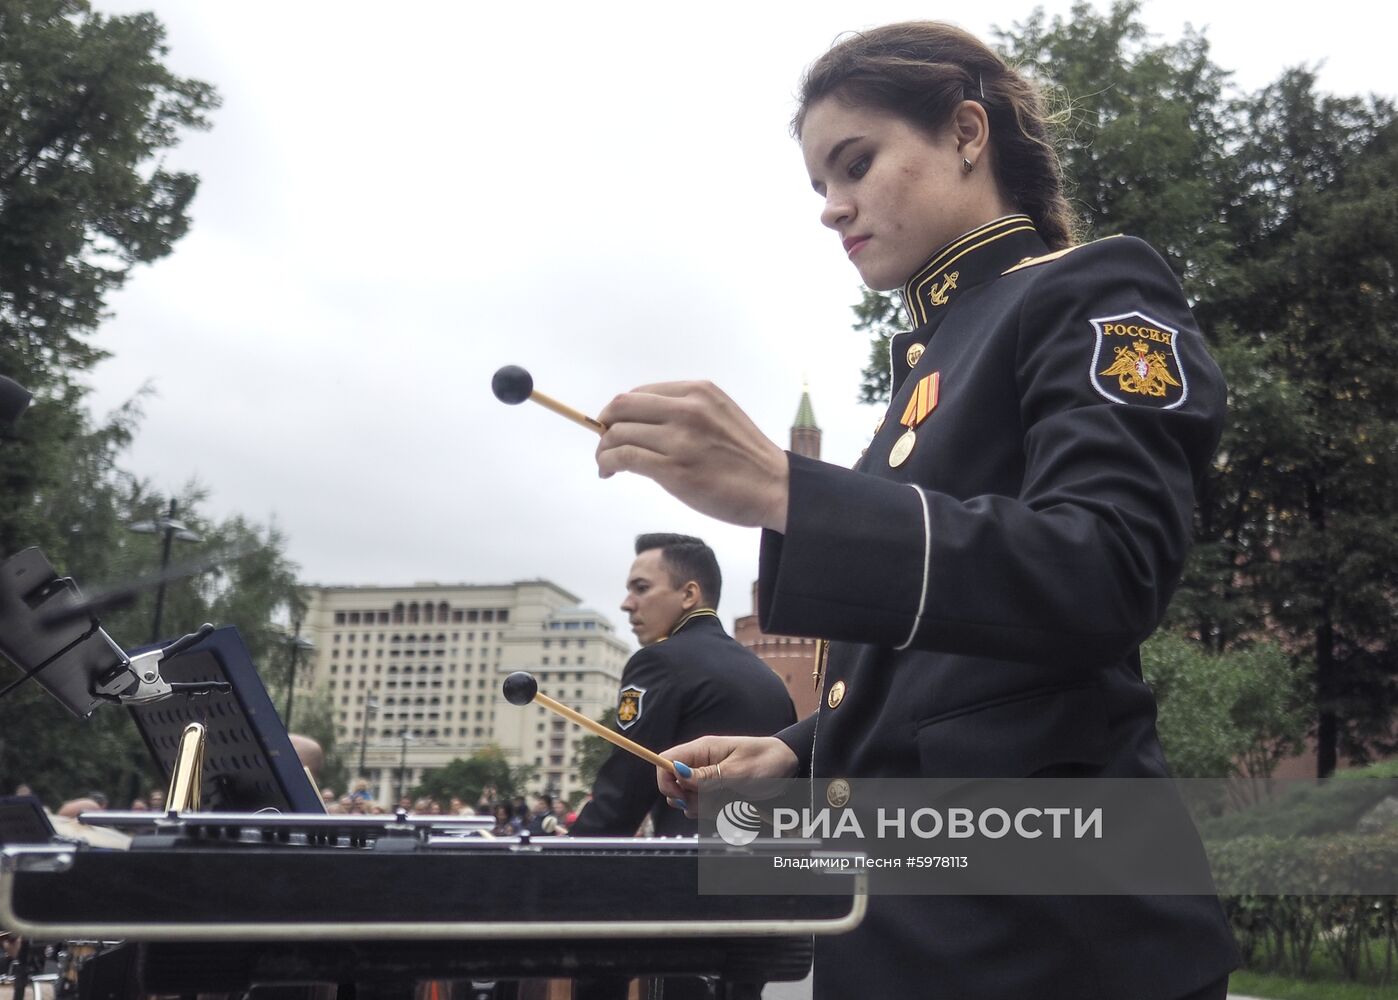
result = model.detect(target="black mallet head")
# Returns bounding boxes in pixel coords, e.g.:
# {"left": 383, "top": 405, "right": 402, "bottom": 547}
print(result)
{"left": 491, "top": 365, "right": 534, "bottom": 405}
{"left": 502, "top": 671, "right": 539, "bottom": 706}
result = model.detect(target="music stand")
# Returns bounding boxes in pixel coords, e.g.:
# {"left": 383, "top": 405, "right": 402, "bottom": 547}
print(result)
{"left": 0, "top": 548, "right": 130, "bottom": 720}
{"left": 0, "top": 797, "right": 54, "bottom": 847}
{"left": 126, "top": 627, "right": 325, "bottom": 814}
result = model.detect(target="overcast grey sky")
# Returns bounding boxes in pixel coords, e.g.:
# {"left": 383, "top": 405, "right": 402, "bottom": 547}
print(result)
{"left": 81, "top": 0, "right": 1395, "bottom": 643}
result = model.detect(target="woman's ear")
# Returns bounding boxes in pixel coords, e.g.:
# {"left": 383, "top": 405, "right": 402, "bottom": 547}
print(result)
{"left": 951, "top": 99, "right": 992, "bottom": 166}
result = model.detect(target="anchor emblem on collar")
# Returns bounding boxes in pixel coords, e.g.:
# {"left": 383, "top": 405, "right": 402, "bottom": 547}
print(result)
{"left": 927, "top": 271, "right": 960, "bottom": 307}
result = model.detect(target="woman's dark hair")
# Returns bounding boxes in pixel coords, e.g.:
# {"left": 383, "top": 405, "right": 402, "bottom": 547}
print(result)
{"left": 792, "top": 21, "right": 1076, "bottom": 251}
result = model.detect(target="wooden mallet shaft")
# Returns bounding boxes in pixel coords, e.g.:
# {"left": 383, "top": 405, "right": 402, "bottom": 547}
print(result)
{"left": 529, "top": 390, "right": 606, "bottom": 435}
{"left": 503, "top": 672, "right": 690, "bottom": 779}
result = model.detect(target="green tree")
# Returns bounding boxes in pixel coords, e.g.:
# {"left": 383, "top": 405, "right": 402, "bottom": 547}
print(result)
{"left": 997, "top": 1, "right": 1235, "bottom": 283}
{"left": 0, "top": 0, "right": 217, "bottom": 558}
{"left": 1200, "top": 76, "right": 1398, "bottom": 776}
{"left": 412, "top": 745, "right": 537, "bottom": 807}
{"left": 1142, "top": 631, "right": 1308, "bottom": 783}
{"left": 853, "top": 288, "right": 903, "bottom": 406}
{"left": 573, "top": 706, "right": 617, "bottom": 792}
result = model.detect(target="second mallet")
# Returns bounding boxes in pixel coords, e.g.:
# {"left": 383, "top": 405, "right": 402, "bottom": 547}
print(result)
{"left": 501, "top": 671, "right": 691, "bottom": 780}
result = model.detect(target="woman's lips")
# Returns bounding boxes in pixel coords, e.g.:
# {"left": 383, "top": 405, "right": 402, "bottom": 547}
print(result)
{"left": 843, "top": 235, "right": 870, "bottom": 257}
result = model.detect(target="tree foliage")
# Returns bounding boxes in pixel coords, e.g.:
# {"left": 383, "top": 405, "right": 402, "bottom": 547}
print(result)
{"left": 573, "top": 706, "right": 617, "bottom": 793}
{"left": 1142, "top": 631, "right": 1308, "bottom": 781}
{"left": 412, "top": 744, "right": 537, "bottom": 807}
{"left": 0, "top": 0, "right": 217, "bottom": 561}
{"left": 0, "top": 2, "right": 284, "bottom": 808}
{"left": 0, "top": 0, "right": 218, "bottom": 382}
{"left": 1200, "top": 77, "right": 1398, "bottom": 774}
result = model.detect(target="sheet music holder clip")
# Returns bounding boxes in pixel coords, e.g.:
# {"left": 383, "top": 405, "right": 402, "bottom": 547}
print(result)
{"left": 92, "top": 623, "right": 226, "bottom": 705}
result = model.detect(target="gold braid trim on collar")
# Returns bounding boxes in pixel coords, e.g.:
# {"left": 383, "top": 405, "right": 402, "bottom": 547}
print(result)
{"left": 659, "top": 607, "right": 719, "bottom": 641}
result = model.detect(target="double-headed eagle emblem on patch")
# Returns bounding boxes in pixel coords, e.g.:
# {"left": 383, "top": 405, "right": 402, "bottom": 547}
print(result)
{"left": 1089, "top": 311, "right": 1188, "bottom": 409}
{"left": 616, "top": 685, "right": 646, "bottom": 730}
{"left": 1102, "top": 340, "right": 1180, "bottom": 398}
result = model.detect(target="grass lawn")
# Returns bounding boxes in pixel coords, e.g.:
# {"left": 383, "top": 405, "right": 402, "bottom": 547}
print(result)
{"left": 1229, "top": 969, "right": 1398, "bottom": 1000}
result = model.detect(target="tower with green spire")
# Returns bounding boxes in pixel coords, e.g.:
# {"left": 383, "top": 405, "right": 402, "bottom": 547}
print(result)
{"left": 734, "top": 385, "right": 825, "bottom": 719}
{"left": 791, "top": 385, "right": 821, "bottom": 460}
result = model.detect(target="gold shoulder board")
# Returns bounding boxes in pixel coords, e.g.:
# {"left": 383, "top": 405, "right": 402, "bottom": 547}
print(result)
{"left": 1001, "top": 235, "right": 1125, "bottom": 276}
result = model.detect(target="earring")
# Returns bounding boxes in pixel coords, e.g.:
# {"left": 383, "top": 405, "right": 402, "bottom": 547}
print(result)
{"left": 962, "top": 157, "right": 974, "bottom": 175}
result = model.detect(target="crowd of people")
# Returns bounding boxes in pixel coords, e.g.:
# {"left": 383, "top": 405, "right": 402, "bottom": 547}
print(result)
{"left": 316, "top": 781, "right": 590, "bottom": 837}
{"left": 9, "top": 780, "right": 591, "bottom": 839}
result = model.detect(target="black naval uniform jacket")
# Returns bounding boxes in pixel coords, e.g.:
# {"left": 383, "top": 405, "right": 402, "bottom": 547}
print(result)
{"left": 571, "top": 610, "right": 795, "bottom": 837}
{"left": 759, "top": 216, "right": 1240, "bottom": 1000}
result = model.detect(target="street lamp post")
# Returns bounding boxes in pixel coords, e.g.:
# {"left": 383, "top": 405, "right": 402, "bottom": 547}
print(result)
{"left": 357, "top": 694, "right": 380, "bottom": 783}
{"left": 282, "top": 624, "right": 314, "bottom": 730}
{"left": 128, "top": 498, "right": 201, "bottom": 644}
{"left": 396, "top": 729, "right": 415, "bottom": 806}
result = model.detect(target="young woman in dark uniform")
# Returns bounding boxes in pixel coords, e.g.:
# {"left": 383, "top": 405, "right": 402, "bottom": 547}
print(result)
{"left": 595, "top": 22, "right": 1238, "bottom": 1000}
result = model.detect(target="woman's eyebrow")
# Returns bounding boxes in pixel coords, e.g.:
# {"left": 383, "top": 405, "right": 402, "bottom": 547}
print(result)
{"left": 824, "top": 135, "right": 866, "bottom": 168}
{"left": 810, "top": 135, "right": 867, "bottom": 192}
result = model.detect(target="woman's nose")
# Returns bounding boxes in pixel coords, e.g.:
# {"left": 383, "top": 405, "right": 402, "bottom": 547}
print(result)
{"left": 820, "top": 191, "right": 852, "bottom": 231}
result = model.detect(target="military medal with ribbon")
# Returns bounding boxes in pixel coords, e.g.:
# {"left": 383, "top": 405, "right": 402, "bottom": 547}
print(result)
{"left": 889, "top": 371, "right": 940, "bottom": 467}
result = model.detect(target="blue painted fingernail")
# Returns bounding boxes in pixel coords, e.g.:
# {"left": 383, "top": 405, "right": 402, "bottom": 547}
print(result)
{"left": 673, "top": 798, "right": 688, "bottom": 810}
{"left": 673, "top": 760, "right": 692, "bottom": 779}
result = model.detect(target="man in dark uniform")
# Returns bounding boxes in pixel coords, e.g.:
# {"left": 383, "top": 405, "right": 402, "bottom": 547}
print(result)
{"left": 570, "top": 533, "right": 795, "bottom": 837}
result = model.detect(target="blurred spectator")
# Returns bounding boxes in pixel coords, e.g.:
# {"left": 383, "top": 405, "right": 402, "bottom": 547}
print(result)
{"left": 148, "top": 788, "right": 166, "bottom": 812}
{"left": 566, "top": 795, "right": 590, "bottom": 828}
{"left": 129, "top": 798, "right": 150, "bottom": 811}
{"left": 349, "top": 777, "right": 372, "bottom": 801}
{"left": 526, "top": 795, "right": 558, "bottom": 836}
{"left": 56, "top": 797, "right": 104, "bottom": 818}
{"left": 289, "top": 733, "right": 325, "bottom": 781}
{"left": 490, "top": 803, "right": 521, "bottom": 837}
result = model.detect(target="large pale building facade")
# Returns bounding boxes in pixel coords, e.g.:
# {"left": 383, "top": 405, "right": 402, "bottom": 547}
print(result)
{"left": 297, "top": 580, "right": 629, "bottom": 803}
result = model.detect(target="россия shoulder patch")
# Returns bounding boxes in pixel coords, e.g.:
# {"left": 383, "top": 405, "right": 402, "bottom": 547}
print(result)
{"left": 1089, "top": 311, "right": 1188, "bottom": 409}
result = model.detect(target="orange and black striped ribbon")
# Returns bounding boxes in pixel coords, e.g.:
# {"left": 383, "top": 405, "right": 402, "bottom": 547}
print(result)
{"left": 899, "top": 372, "right": 940, "bottom": 430}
